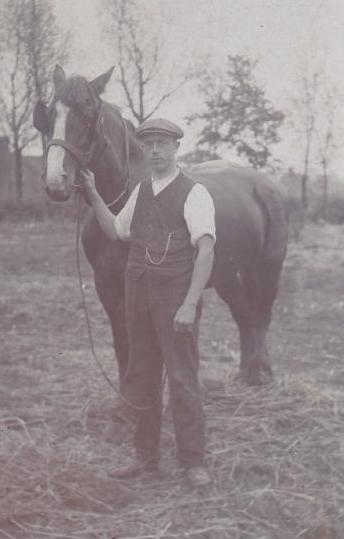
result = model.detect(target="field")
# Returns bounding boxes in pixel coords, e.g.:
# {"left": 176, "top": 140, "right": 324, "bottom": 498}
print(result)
{"left": 1, "top": 216, "right": 344, "bottom": 539}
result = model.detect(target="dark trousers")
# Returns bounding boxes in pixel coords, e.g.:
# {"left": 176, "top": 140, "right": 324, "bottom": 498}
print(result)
{"left": 123, "top": 272, "right": 205, "bottom": 469}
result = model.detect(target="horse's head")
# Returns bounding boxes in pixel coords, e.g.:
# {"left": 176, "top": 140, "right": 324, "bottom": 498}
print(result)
{"left": 33, "top": 65, "right": 114, "bottom": 202}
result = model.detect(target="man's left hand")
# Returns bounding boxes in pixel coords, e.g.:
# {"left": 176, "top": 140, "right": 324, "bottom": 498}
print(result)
{"left": 173, "top": 303, "right": 196, "bottom": 332}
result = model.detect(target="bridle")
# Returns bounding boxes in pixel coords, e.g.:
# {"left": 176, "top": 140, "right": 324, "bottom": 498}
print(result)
{"left": 42, "top": 103, "right": 131, "bottom": 211}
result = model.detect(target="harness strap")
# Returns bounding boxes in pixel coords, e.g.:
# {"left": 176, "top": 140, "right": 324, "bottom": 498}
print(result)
{"left": 47, "top": 138, "right": 93, "bottom": 167}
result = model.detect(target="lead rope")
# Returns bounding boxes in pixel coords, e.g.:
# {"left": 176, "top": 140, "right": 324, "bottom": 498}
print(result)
{"left": 75, "top": 192, "right": 167, "bottom": 417}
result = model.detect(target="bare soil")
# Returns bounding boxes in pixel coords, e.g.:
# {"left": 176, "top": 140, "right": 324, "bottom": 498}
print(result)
{"left": 1, "top": 217, "right": 344, "bottom": 539}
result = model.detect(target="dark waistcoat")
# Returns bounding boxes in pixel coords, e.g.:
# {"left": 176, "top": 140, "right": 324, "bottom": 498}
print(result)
{"left": 126, "top": 171, "right": 196, "bottom": 281}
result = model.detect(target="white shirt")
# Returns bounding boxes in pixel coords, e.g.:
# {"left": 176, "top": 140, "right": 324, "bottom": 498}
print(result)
{"left": 115, "top": 168, "right": 216, "bottom": 246}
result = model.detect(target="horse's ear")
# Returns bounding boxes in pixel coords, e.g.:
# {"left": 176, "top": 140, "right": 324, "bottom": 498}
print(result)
{"left": 53, "top": 64, "right": 66, "bottom": 93}
{"left": 90, "top": 66, "right": 115, "bottom": 95}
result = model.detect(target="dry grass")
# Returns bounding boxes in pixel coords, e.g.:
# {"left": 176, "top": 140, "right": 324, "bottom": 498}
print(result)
{"left": 1, "top": 374, "right": 343, "bottom": 538}
{"left": 1, "top": 220, "right": 344, "bottom": 538}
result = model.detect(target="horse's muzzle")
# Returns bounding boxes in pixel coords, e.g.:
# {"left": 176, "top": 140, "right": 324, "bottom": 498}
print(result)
{"left": 45, "top": 185, "right": 70, "bottom": 202}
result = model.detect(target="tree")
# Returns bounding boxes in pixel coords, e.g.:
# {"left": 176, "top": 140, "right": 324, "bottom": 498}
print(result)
{"left": 24, "top": 1, "right": 68, "bottom": 100}
{"left": 0, "top": 0, "right": 67, "bottom": 201}
{"left": 316, "top": 87, "right": 339, "bottom": 217}
{"left": 24, "top": 0, "right": 69, "bottom": 157}
{"left": 292, "top": 70, "right": 321, "bottom": 208}
{"left": 103, "top": 0, "right": 191, "bottom": 124}
{"left": 186, "top": 55, "right": 284, "bottom": 169}
{"left": 0, "top": 1, "right": 33, "bottom": 200}
{"left": 292, "top": 67, "right": 341, "bottom": 211}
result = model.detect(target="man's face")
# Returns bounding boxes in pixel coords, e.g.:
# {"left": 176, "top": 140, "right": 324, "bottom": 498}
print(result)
{"left": 140, "top": 134, "right": 179, "bottom": 174}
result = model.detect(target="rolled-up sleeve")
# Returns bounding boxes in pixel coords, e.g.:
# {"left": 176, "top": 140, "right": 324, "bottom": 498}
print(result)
{"left": 184, "top": 183, "right": 216, "bottom": 246}
{"left": 114, "top": 183, "right": 140, "bottom": 241}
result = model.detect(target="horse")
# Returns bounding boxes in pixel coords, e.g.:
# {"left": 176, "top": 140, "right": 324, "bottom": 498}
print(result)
{"left": 33, "top": 65, "right": 288, "bottom": 387}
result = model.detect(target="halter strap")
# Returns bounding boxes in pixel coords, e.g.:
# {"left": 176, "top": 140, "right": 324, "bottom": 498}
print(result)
{"left": 46, "top": 138, "right": 94, "bottom": 167}
{"left": 42, "top": 104, "right": 132, "bottom": 211}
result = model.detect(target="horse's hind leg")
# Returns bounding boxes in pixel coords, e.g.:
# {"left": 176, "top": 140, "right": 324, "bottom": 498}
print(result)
{"left": 215, "top": 276, "right": 265, "bottom": 385}
{"left": 215, "top": 257, "right": 282, "bottom": 385}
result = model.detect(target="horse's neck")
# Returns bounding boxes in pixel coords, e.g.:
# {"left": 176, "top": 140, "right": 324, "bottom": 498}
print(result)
{"left": 91, "top": 104, "right": 149, "bottom": 210}
{"left": 122, "top": 120, "right": 150, "bottom": 189}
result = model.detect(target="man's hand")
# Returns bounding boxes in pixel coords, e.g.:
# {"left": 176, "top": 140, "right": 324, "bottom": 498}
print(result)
{"left": 78, "top": 169, "right": 97, "bottom": 202}
{"left": 173, "top": 236, "right": 214, "bottom": 333}
{"left": 75, "top": 169, "right": 119, "bottom": 242}
{"left": 173, "top": 302, "right": 197, "bottom": 332}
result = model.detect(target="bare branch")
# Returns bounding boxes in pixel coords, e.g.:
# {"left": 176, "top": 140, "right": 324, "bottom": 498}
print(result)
{"left": 118, "top": 52, "right": 141, "bottom": 123}
{"left": 145, "top": 77, "right": 190, "bottom": 121}
{"left": 103, "top": 0, "right": 192, "bottom": 123}
{"left": 0, "top": 0, "right": 68, "bottom": 199}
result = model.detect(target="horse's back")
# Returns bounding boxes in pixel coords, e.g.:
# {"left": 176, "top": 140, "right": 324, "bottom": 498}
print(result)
{"left": 185, "top": 160, "right": 287, "bottom": 265}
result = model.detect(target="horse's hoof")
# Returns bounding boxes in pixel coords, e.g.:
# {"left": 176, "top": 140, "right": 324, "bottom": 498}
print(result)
{"left": 238, "top": 364, "right": 273, "bottom": 386}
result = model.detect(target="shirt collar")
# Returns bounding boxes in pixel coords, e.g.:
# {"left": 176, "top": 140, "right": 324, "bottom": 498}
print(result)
{"left": 151, "top": 166, "right": 180, "bottom": 183}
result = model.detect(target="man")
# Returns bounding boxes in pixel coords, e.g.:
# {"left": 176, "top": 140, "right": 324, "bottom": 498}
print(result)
{"left": 80, "top": 118, "right": 215, "bottom": 488}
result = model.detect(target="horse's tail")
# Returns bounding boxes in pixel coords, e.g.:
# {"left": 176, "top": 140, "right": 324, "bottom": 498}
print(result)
{"left": 253, "top": 179, "right": 288, "bottom": 261}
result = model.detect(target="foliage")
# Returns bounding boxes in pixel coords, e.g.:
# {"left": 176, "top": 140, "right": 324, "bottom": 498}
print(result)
{"left": 187, "top": 55, "right": 284, "bottom": 169}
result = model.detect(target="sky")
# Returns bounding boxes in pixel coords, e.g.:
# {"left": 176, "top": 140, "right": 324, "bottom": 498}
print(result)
{"left": 52, "top": 0, "right": 344, "bottom": 173}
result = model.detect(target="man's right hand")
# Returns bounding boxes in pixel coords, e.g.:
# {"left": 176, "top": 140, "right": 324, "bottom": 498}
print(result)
{"left": 77, "top": 169, "right": 119, "bottom": 242}
{"left": 77, "top": 169, "right": 98, "bottom": 205}
{"left": 78, "top": 168, "right": 96, "bottom": 196}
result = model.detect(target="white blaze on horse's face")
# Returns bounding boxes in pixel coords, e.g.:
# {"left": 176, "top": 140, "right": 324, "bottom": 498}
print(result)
{"left": 46, "top": 102, "right": 70, "bottom": 199}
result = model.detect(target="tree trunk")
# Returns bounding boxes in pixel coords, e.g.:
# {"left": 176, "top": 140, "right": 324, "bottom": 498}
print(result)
{"left": 40, "top": 133, "right": 47, "bottom": 155}
{"left": 301, "top": 137, "right": 311, "bottom": 208}
{"left": 14, "top": 144, "right": 23, "bottom": 201}
{"left": 301, "top": 172, "right": 308, "bottom": 209}
{"left": 322, "top": 157, "right": 328, "bottom": 218}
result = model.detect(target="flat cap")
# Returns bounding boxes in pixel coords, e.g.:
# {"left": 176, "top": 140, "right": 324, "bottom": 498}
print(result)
{"left": 136, "top": 118, "right": 184, "bottom": 139}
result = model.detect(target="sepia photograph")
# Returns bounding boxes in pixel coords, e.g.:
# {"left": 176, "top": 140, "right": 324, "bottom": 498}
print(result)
{"left": 0, "top": 1, "right": 343, "bottom": 537}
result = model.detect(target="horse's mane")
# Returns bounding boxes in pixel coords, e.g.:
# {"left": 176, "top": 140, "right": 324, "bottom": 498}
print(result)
{"left": 60, "top": 76, "right": 92, "bottom": 109}
{"left": 105, "top": 101, "right": 127, "bottom": 121}
{"left": 60, "top": 75, "right": 133, "bottom": 128}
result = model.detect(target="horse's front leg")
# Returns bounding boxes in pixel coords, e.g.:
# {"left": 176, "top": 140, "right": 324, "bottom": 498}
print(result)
{"left": 82, "top": 217, "right": 130, "bottom": 388}
{"left": 94, "top": 270, "right": 129, "bottom": 388}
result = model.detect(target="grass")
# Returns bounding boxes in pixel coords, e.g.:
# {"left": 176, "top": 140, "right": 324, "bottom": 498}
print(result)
{"left": 0, "top": 218, "right": 344, "bottom": 538}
